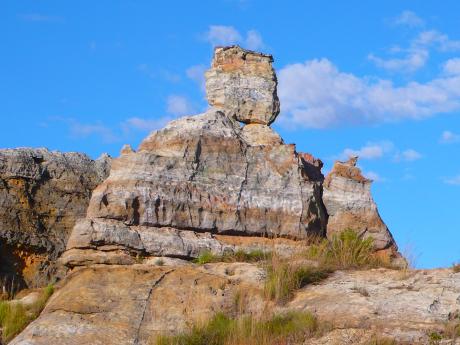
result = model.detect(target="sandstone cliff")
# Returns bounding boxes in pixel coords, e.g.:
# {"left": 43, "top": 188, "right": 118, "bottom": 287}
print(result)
{"left": 0, "top": 148, "right": 111, "bottom": 289}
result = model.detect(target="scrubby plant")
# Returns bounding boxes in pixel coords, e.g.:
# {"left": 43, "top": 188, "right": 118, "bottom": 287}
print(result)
{"left": 194, "top": 249, "right": 271, "bottom": 265}
{"left": 306, "top": 229, "right": 386, "bottom": 269}
{"left": 452, "top": 262, "right": 460, "bottom": 273}
{"left": 155, "top": 259, "right": 165, "bottom": 266}
{"left": 264, "top": 255, "right": 330, "bottom": 305}
{"left": 0, "top": 284, "right": 54, "bottom": 343}
{"left": 154, "top": 310, "right": 318, "bottom": 345}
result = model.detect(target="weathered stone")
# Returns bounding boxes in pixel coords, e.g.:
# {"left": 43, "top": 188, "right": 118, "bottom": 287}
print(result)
{"left": 120, "top": 144, "right": 135, "bottom": 155}
{"left": 0, "top": 148, "right": 111, "bottom": 288}
{"left": 323, "top": 157, "right": 396, "bottom": 252}
{"left": 205, "top": 46, "right": 280, "bottom": 125}
{"left": 10, "top": 264, "right": 460, "bottom": 345}
{"left": 241, "top": 124, "right": 283, "bottom": 146}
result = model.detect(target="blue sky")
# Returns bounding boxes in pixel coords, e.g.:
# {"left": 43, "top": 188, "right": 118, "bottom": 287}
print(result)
{"left": 2, "top": 1, "right": 460, "bottom": 268}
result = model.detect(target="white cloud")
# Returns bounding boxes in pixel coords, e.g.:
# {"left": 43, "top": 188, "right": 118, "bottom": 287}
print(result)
{"left": 398, "top": 149, "right": 422, "bottom": 161}
{"left": 122, "top": 117, "right": 173, "bottom": 132}
{"left": 205, "top": 25, "right": 242, "bottom": 46}
{"left": 415, "top": 30, "right": 460, "bottom": 52}
{"left": 440, "top": 130, "right": 460, "bottom": 143}
{"left": 245, "top": 30, "right": 264, "bottom": 50}
{"left": 342, "top": 141, "right": 394, "bottom": 160}
{"left": 368, "top": 49, "right": 428, "bottom": 73}
{"left": 443, "top": 58, "right": 460, "bottom": 75}
{"left": 166, "top": 95, "right": 195, "bottom": 116}
{"left": 204, "top": 26, "right": 264, "bottom": 50}
{"left": 278, "top": 58, "right": 460, "bottom": 129}
{"left": 369, "top": 24, "right": 460, "bottom": 73}
{"left": 392, "top": 10, "right": 424, "bottom": 27}
{"left": 444, "top": 175, "right": 460, "bottom": 185}
{"left": 186, "top": 64, "right": 207, "bottom": 91}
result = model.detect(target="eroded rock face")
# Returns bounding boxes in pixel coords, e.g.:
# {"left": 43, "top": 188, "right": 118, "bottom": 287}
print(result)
{"left": 0, "top": 148, "right": 111, "bottom": 287}
{"left": 323, "top": 157, "right": 396, "bottom": 252}
{"left": 205, "top": 46, "right": 280, "bottom": 125}
{"left": 62, "top": 110, "right": 326, "bottom": 266}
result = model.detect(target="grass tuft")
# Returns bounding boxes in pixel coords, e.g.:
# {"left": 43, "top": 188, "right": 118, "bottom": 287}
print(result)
{"left": 306, "top": 229, "right": 387, "bottom": 269}
{"left": 264, "top": 255, "right": 331, "bottom": 305}
{"left": 154, "top": 310, "right": 318, "bottom": 345}
{"left": 452, "top": 263, "right": 460, "bottom": 273}
{"left": 194, "top": 249, "right": 271, "bottom": 265}
{"left": 0, "top": 284, "right": 54, "bottom": 343}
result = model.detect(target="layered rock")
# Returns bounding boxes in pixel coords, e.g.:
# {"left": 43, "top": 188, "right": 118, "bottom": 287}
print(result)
{"left": 205, "top": 46, "right": 280, "bottom": 125}
{"left": 61, "top": 110, "right": 327, "bottom": 266}
{"left": 0, "top": 148, "right": 111, "bottom": 288}
{"left": 323, "top": 157, "right": 397, "bottom": 252}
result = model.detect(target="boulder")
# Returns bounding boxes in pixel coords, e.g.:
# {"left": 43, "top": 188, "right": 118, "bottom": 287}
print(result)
{"left": 205, "top": 46, "right": 280, "bottom": 125}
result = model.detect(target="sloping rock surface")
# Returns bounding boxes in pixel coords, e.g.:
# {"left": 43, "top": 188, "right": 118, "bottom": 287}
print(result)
{"left": 10, "top": 264, "right": 460, "bottom": 345}
{"left": 0, "top": 148, "right": 111, "bottom": 287}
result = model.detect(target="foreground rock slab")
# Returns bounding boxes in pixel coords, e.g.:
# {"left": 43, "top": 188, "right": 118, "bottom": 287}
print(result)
{"left": 10, "top": 265, "right": 460, "bottom": 345}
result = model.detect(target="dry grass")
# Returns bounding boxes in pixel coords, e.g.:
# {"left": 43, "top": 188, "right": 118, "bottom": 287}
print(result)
{"left": 452, "top": 263, "right": 460, "bottom": 273}
{"left": 154, "top": 311, "right": 318, "bottom": 345}
{"left": 194, "top": 249, "right": 271, "bottom": 265}
{"left": 263, "top": 254, "right": 331, "bottom": 305}
{"left": 0, "top": 284, "right": 54, "bottom": 343}
{"left": 306, "top": 229, "right": 389, "bottom": 270}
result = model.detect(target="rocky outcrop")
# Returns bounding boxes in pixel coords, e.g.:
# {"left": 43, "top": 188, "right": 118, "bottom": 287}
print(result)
{"left": 0, "top": 148, "right": 111, "bottom": 288}
{"left": 60, "top": 110, "right": 327, "bottom": 267}
{"left": 205, "top": 46, "right": 280, "bottom": 125}
{"left": 10, "top": 263, "right": 460, "bottom": 345}
{"left": 323, "top": 157, "right": 397, "bottom": 252}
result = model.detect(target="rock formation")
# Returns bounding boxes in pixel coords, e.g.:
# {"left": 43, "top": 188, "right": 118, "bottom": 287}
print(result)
{"left": 0, "top": 148, "right": 111, "bottom": 288}
{"left": 4, "top": 46, "right": 412, "bottom": 345}
{"left": 205, "top": 46, "right": 280, "bottom": 125}
{"left": 323, "top": 157, "right": 397, "bottom": 252}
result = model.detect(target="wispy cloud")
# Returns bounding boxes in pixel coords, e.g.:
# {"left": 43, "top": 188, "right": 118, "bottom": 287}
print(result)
{"left": 186, "top": 64, "right": 207, "bottom": 91}
{"left": 363, "top": 170, "right": 385, "bottom": 182}
{"left": 391, "top": 10, "right": 424, "bottom": 28}
{"left": 342, "top": 141, "right": 394, "bottom": 160}
{"left": 137, "top": 64, "right": 181, "bottom": 82}
{"left": 395, "top": 149, "right": 422, "bottom": 162}
{"left": 19, "top": 13, "right": 64, "bottom": 23}
{"left": 444, "top": 175, "right": 460, "bottom": 185}
{"left": 278, "top": 58, "right": 460, "bottom": 129}
{"left": 339, "top": 141, "right": 421, "bottom": 162}
{"left": 371, "top": 11, "right": 460, "bottom": 73}
{"left": 122, "top": 117, "right": 173, "bottom": 132}
{"left": 166, "top": 95, "right": 195, "bottom": 116}
{"left": 440, "top": 130, "right": 460, "bottom": 144}
{"left": 204, "top": 25, "right": 264, "bottom": 50}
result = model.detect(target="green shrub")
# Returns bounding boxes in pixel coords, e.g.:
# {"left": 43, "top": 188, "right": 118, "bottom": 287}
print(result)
{"left": 194, "top": 250, "right": 219, "bottom": 265}
{"left": 306, "top": 229, "right": 384, "bottom": 269}
{"left": 154, "top": 310, "right": 318, "bottom": 345}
